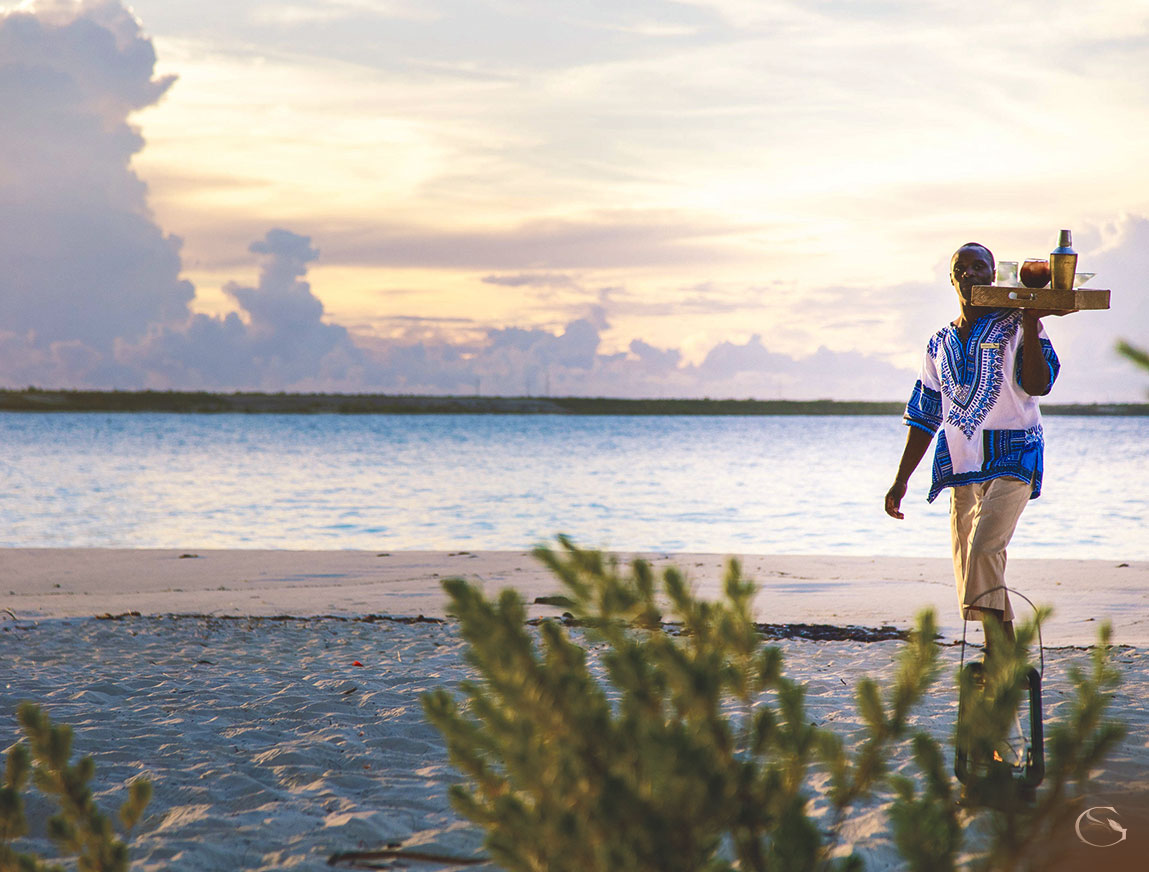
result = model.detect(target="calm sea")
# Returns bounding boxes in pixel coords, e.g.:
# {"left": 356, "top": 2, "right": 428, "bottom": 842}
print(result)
{"left": 0, "top": 413, "right": 1145, "bottom": 559}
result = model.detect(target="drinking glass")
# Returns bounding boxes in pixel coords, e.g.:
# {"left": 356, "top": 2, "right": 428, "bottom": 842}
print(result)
{"left": 996, "top": 261, "right": 1019, "bottom": 286}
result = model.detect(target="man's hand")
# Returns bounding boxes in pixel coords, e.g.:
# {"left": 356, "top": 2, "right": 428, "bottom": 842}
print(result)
{"left": 884, "top": 480, "right": 907, "bottom": 520}
{"left": 887, "top": 426, "right": 931, "bottom": 521}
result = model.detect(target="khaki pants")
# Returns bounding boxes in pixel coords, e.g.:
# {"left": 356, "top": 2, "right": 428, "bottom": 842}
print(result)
{"left": 950, "top": 476, "right": 1032, "bottom": 622}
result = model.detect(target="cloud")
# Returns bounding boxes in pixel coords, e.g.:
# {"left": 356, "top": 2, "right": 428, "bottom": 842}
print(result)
{"left": 595, "top": 281, "right": 775, "bottom": 319}
{"left": 317, "top": 211, "right": 761, "bottom": 270}
{"left": 483, "top": 316, "right": 606, "bottom": 373}
{"left": 0, "top": 3, "right": 362, "bottom": 392}
{"left": 121, "top": 229, "right": 365, "bottom": 389}
{"left": 696, "top": 334, "right": 793, "bottom": 379}
{"left": 0, "top": 0, "right": 191, "bottom": 356}
{"left": 679, "top": 334, "right": 914, "bottom": 400}
{"left": 98, "top": 0, "right": 1149, "bottom": 308}
{"left": 1040, "top": 216, "right": 1149, "bottom": 402}
{"left": 481, "top": 272, "right": 581, "bottom": 288}
{"left": 628, "top": 338, "right": 681, "bottom": 374}
{"left": 339, "top": 317, "right": 917, "bottom": 401}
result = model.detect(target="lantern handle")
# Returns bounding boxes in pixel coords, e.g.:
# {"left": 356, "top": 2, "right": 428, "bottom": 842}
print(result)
{"left": 959, "top": 586, "right": 1045, "bottom": 677}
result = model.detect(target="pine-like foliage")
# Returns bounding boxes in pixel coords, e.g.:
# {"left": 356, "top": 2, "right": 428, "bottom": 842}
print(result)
{"left": 423, "top": 538, "right": 1128, "bottom": 872}
{"left": 423, "top": 537, "right": 941, "bottom": 872}
{"left": 1116, "top": 339, "right": 1149, "bottom": 374}
{"left": 0, "top": 703, "right": 151, "bottom": 872}
{"left": 886, "top": 617, "right": 1126, "bottom": 872}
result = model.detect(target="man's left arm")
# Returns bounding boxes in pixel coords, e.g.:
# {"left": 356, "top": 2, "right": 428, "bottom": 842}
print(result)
{"left": 1019, "top": 311, "right": 1068, "bottom": 396}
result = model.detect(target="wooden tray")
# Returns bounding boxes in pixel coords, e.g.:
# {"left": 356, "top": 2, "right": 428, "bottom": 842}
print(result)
{"left": 971, "top": 285, "right": 1110, "bottom": 311}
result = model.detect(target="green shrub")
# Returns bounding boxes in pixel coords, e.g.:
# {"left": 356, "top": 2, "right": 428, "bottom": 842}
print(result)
{"left": 889, "top": 618, "right": 1125, "bottom": 872}
{"left": 423, "top": 538, "right": 941, "bottom": 871}
{"left": 423, "top": 538, "right": 1126, "bottom": 872}
{"left": 1116, "top": 339, "right": 1149, "bottom": 375}
{"left": 1, "top": 703, "right": 151, "bottom": 872}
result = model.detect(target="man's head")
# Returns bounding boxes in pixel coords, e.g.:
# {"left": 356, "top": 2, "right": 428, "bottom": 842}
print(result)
{"left": 950, "top": 243, "right": 995, "bottom": 301}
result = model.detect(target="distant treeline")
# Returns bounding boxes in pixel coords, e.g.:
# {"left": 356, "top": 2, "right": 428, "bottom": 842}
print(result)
{"left": 1, "top": 388, "right": 1147, "bottom": 416}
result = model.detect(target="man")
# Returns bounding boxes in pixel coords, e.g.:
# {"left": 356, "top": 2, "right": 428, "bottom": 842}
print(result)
{"left": 884, "top": 242, "right": 1068, "bottom": 650}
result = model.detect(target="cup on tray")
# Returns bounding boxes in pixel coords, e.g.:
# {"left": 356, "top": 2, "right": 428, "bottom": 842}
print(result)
{"left": 996, "top": 261, "right": 1020, "bottom": 286}
{"left": 1020, "top": 259, "right": 1051, "bottom": 289}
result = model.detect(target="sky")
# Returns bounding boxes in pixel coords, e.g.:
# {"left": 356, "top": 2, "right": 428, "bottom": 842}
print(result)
{"left": 2, "top": 0, "right": 1148, "bottom": 400}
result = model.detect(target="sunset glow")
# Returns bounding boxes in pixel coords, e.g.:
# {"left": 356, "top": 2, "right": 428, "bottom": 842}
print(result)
{"left": 3, "top": 0, "right": 1149, "bottom": 399}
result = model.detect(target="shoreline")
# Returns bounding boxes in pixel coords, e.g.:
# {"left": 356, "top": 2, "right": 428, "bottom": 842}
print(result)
{"left": 4, "top": 389, "right": 1148, "bottom": 415}
{"left": 4, "top": 548, "right": 1146, "bottom": 648}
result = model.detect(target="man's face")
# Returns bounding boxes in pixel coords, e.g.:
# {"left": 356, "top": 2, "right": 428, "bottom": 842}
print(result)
{"left": 950, "top": 246, "right": 994, "bottom": 301}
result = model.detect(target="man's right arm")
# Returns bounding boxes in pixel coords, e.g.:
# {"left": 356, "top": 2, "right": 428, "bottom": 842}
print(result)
{"left": 884, "top": 426, "right": 933, "bottom": 519}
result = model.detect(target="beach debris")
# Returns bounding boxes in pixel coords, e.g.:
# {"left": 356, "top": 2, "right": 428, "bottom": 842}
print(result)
{"left": 523, "top": 612, "right": 908, "bottom": 643}
{"left": 95, "top": 611, "right": 142, "bottom": 620}
{"left": 328, "top": 846, "right": 490, "bottom": 868}
{"left": 754, "top": 622, "right": 907, "bottom": 643}
{"left": 362, "top": 614, "right": 446, "bottom": 625}
{"left": 178, "top": 553, "right": 200, "bottom": 559}
{"left": 155, "top": 612, "right": 447, "bottom": 625}
{"left": 532, "top": 594, "right": 576, "bottom": 608}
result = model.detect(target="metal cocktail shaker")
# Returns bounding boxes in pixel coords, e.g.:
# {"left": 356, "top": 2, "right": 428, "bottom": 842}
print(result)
{"left": 1050, "top": 229, "right": 1077, "bottom": 291}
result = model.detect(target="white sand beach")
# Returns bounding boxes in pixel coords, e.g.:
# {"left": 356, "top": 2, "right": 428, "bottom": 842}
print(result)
{"left": 3, "top": 549, "right": 1148, "bottom": 870}
{"left": 5, "top": 548, "right": 1148, "bottom": 646}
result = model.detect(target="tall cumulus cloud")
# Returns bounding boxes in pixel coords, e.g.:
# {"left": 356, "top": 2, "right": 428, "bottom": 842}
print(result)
{"left": 0, "top": 0, "right": 190, "bottom": 375}
{"left": 121, "top": 229, "right": 366, "bottom": 389}
{"left": 0, "top": 1, "right": 364, "bottom": 391}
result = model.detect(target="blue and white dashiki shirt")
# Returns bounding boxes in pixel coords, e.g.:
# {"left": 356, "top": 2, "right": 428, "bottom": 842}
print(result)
{"left": 903, "top": 309, "right": 1060, "bottom": 503}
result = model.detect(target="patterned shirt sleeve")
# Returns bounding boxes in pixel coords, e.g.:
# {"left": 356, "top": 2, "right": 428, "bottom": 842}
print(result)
{"left": 904, "top": 336, "right": 943, "bottom": 435}
{"left": 1013, "top": 322, "right": 1061, "bottom": 395}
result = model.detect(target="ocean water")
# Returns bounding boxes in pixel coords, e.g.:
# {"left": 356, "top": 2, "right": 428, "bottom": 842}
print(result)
{"left": 0, "top": 413, "right": 1145, "bottom": 559}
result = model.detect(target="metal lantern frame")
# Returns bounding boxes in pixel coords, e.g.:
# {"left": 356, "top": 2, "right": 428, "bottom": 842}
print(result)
{"left": 953, "top": 585, "right": 1046, "bottom": 791}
